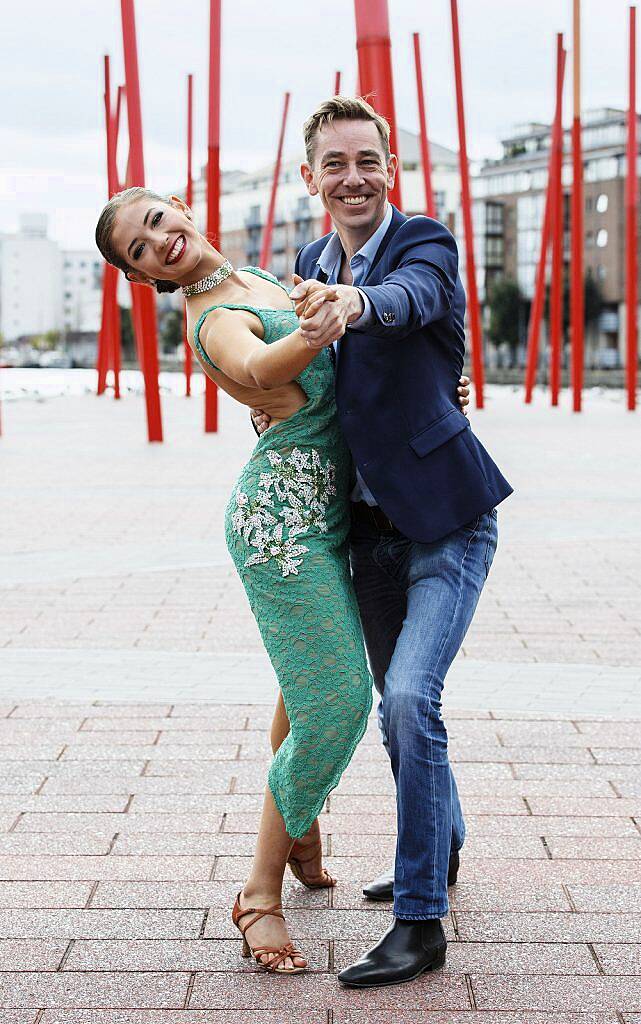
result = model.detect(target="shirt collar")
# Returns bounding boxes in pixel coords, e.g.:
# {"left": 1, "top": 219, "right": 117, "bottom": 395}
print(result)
{"left": 316, "top": 202, "right": 393, "bottom": 277}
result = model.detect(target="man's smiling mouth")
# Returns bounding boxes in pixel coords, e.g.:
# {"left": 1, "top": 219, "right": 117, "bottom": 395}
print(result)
{"left": 337, "top": 195, "right": 371, "bottom": 206}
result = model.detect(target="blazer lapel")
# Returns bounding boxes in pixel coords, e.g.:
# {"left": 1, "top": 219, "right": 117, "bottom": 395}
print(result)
{"left": 361, "top": 205, "right": 406, "bottom": 285}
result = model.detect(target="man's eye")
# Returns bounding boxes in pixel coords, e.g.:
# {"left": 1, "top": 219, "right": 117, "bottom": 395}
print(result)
{"left": 133, "top": 244, "right": 144, "bottom": 260}
{"left": 326, "top": 162, "right": 341, "bottom": 168}
{"left": 152, "top": 211, "right": 163, "bottom": 227}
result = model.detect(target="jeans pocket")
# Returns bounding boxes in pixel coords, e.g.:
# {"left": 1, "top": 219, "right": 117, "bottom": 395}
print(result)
{"left": 484, "top": 512, "right": 498, "bottom": 577}
{"left": 458, "top": 514, "right": 482, "bottom": 537}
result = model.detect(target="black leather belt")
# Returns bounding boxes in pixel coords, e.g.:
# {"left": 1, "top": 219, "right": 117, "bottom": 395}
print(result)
{"left": 350, "top": 500, "right": 397, "bottom": 533}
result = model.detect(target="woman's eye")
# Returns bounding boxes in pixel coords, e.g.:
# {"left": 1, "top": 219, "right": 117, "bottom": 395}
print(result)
{"left": 133, "top": 244, "right": 144, "bottom": 260}
{"left": 152, "top": 211, "right": 163, "bottom": 227}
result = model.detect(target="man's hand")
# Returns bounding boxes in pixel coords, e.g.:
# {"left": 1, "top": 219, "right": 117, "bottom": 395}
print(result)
{"left": 295, "top": 282, "right": 364, "bottom": 350}
{"left": 250, "top": 408, "right": 271, "bottom": 435}
{"left": 252, "top": 376, "right": 471, "bottom": 434}
{"left": 291, "top": 274, "right": 339, "bottom": 319}
{"left": 458, "top": 375, "right": 471, "bottom": 417}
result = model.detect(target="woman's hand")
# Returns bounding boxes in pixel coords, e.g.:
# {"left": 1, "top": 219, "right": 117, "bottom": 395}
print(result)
{"left": 291, "top": 274, "right": 339, "bottom": 319}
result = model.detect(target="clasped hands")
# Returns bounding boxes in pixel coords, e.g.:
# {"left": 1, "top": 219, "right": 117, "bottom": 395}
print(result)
{"left": 290, "top": 274, "right": 364, "bottom": 349}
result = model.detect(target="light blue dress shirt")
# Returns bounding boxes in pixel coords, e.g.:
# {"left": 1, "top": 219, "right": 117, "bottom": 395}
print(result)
{"left": 315, "top": 203, "right": 393, "bottom": 506}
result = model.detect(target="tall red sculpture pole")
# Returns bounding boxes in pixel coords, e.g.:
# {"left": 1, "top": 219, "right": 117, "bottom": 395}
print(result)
{"left": 183, "top": 73, "right": 194, "bottom": 398}
{"left": 98, "top": 55, "right": 122, "bottom": 402}
{"left": 550, "top": 37, "right": 567, "bottom": 407}
{"left": 524, "top": 38, "right": 566, "bottom": 404}
{"left": 626, "top": 5, "right": 638, "bottom": 412}
{"left": 120, "top": 0, "right": 163, "bottom": 442}
{"left": 353, "top": 0, "right": 402, "bottom": 209}
{"left": 205, "top": 0, "right": 221, "bottom": 432}
{"left": 413, "top": 32, "right": 436, "bottom": 218}
{"left": 322, "top": 71, "right": 342, "bottom": 236}
{"left": 570, "top": 0, "right": 584, "bottom": 412}
{"left": 260, "top": 92, "right": 291, "bottom": 270}
{"left": 450, "top": 0, "right": 485, "bottom": 408}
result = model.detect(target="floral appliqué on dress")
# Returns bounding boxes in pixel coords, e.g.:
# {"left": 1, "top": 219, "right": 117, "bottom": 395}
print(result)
{"left": 231, "top": 448, "right": 337, "bottom": 577}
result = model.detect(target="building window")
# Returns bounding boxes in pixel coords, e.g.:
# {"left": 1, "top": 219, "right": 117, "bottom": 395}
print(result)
{"left": 596, "top": 264, "right": 607, "bottom": 281}
{"left": 596, "top": 229, "right": 608, "bottom": 248}
{"left": 596, "top": 193, "right": 608, "bottom": 213}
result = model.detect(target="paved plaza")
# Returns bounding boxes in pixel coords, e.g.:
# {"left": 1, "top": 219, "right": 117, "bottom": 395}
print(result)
{"left": 0, "top": 378, "right": 640, "bottom": 1019}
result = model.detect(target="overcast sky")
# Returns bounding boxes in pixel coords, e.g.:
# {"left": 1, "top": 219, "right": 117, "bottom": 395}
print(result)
{"left": 0, "top": 0, "right": 635, "bottom": 250}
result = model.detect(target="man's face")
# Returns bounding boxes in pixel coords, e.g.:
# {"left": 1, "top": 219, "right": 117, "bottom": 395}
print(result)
{"left": 301, "top": 120, "right": 397, "bottom": 236}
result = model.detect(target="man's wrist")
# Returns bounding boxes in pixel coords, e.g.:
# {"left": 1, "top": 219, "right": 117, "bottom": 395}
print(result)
{"left": 342, "top": 285, "right": 365, "bottom": 324}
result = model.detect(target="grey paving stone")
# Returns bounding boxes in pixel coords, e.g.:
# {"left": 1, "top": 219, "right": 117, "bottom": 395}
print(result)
{"left": 0, "top": 881, "right": 94, "bottom": 908}
{"left": 568, "top": 885, "right": 641, "bottom": 913}
{"left": 456, "top": 911, "right": 641, "bottom": 943}
{"left": 0, "top": 908, "right": 204, "bottom": 939}
{"left": 0, "top": 938, "right": 68, "bottom": 970}
{"left": 0, "top": 832, "right": 115, "bottom": 855}
{"left": 91, "top": 880, "right": 328, "bottom": 909}
{"left": 40, "top": 1013, "right": 327, "bottom": 1023}
{"left": 0, "top": 855, "right": 215, "bottom": 881}
{"left": 470, "top": 975, "right": 641, "bottom": 1012}
{"left": 190, "top": 967, "right": 471, "bottom": 1009}
{"left": 64, "top": 937, "right": 330, "bottom": 972}
{"left": 593, "top": 944, "right": 641, "bottom": 975}
{"left": 0, "top": 971, "right": 188, "bottom": 1008}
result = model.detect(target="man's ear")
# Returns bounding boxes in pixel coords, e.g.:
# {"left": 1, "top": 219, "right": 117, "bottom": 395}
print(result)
{"left": 300, "top": 162, "right": 319, "bottom": 197}
{"left": 386, "top": 154, "right": 398, "bottom": 191}
{"left": 125, "top": 269, "right": 156, "bottom": 288}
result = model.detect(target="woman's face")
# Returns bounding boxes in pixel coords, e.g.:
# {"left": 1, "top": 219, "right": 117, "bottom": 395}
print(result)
{"left": 111, "top": 196, "right": 203, "bottom": 286}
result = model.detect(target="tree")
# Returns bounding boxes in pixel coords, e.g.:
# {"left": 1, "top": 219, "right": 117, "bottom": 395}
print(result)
{"left": 160, "top": 310, "right": 183, "bottom": 354}
{"left": 119, "top": 306, "right": 135, "bottom": 359}
{"left": 32, "top": 330, "right": 61, "bottom": 352}
{"left": 487, "top": 277, "right": 524, "bottom": 360}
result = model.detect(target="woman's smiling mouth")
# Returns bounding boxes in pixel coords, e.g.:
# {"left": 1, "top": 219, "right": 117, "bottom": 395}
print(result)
{"left": 165, "top": 235, "right": 186, "bottom": 265}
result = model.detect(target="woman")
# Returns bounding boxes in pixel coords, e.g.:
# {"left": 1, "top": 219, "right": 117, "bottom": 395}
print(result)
{"left": 95, "top": 186, "right": 375, "bottom": 975}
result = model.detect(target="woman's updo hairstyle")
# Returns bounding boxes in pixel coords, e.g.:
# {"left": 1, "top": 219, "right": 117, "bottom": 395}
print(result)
{"left": 95, "top": 186, "right": 181, "bottom": 294}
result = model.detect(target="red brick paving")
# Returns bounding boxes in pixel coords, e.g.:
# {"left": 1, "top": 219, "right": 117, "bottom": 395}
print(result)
{"left": 0, "top": 702, "right": 640, "bottom": 1018}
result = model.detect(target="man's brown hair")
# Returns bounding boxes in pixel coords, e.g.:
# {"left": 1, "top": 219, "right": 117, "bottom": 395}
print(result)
{"left": 303, "top": 96, "right": 391, "bottom": 165}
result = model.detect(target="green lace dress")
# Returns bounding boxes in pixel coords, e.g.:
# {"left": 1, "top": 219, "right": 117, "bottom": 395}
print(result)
{"left": 193, "top": 267, "right": 373, "bottom": 839}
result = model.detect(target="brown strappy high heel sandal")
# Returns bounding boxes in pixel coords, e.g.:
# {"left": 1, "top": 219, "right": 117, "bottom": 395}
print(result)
{"left": 288, "top": 837, "right": 337, "bottom": 890}
{"left": 232, "top": 892, "right": 308, "bottom": 974}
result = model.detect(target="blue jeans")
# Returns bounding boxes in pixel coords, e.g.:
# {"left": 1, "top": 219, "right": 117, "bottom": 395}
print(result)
{"left": 350, "top": 509, "right": 498, "bottom": 919}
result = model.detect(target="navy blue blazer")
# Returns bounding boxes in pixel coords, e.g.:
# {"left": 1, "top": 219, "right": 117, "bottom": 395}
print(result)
{"left": 294, "top": 205, "right": 513, "bottom": 543}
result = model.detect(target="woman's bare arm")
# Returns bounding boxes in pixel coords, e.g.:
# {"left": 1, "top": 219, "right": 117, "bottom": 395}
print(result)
{"left": 199, "top": 294, "right": 330, "bottom": 390}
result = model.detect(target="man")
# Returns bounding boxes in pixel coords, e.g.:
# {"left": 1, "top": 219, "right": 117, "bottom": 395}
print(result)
{"left": 254, "top": 96, "right": 512, "bottom": 988}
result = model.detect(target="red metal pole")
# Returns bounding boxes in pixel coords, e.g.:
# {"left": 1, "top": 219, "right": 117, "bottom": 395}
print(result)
{"left": 353, "top": 0, "right": 402, "bottom": 209}
{"left": 626, "top": 5, "right": 638, "bottom": 411}
{"left": 550, "top": 38, "right": 566, "bottom": 407}
{"left": 450, "top": 0, "right": 485, "bottom": 408}
{"left": 570, "top": 0, "right": 584, "bottom": 412}
{"left": 413, "top": 32, "right": 436, "bottom": 219}
{"left": 205, "top": 0, "right": 221, "bottom": 433}
{"left": 260, "top": 92, "right": 291, "bottom": 270}
{"left": 322, "top": 71, "right": 342, "bottom": 236}
{"left": 183, "top": 72, "right": 194, "bottom": 398}
{"left": 525, "top": 39, "right": 566, "bottom": 404}
{"left": 105, "top": 63, "right": 122, "bottom": 401}
{"left": 97, "top": 55, "right": 113, "bottom": 397}
{"left": 120, "top": 0, "right": 163, "bottom": 442}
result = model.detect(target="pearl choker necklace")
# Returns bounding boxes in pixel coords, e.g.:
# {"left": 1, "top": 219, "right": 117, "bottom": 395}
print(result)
{"left": 181, "top": 259, "right": 234, "bottom": 297}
